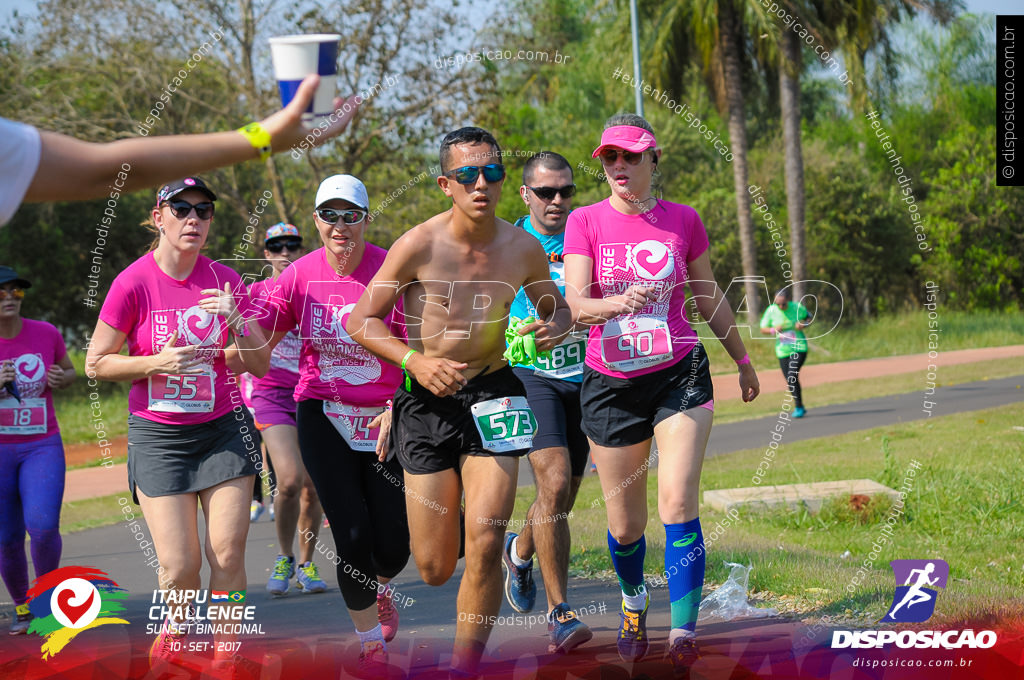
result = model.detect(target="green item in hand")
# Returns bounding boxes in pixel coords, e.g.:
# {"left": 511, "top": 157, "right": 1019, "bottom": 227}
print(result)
{"left": 504, "top": 317, "right": 539, "bottom": 365}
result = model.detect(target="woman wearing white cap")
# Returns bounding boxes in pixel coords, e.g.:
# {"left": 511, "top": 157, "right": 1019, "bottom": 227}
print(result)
{"left": 0, "top": 266, "right": 75, "bottom": 635}
{"left": 86, "top": 177, "right": 271, "bottom": 675}
{"left": 260, "top": 175, "right": 409, "bottom": 675}
{"left": 248, "top": 223, "right": 329, "bottom": 596}
{"left": 563, "top": 114, "right": 760, "bottom": 672}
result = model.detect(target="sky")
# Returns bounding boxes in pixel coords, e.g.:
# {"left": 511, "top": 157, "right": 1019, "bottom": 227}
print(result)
{"left": 0, "top": 0, "right": 1017, "bottom": 31}
{"left": 0, "top": 0, "right": 1012, "bottom": 64}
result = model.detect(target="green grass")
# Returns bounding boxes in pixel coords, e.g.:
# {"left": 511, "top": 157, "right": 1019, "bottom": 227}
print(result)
{"left": 713, "top": 357, "right": 1024, "bottom": 424}
{"left": 511, "top": 403, "right": 1024, "bottom": 626}
{"left": 60, "top": 403, "right": 1024, "bottom": 624}
{"left": 50, "top": 312, "right": 1024, "bottom": 445}
{"left": 54, "top": 350, "right": 131, "bottom": 446}
{"left": 698, "top": 309, "right": 1024, "bottom": 376}
{"left": 61, "top": 493, "right": 132, "bottom": 533}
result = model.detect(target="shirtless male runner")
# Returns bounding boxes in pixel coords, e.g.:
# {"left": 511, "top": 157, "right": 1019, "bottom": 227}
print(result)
{"left": 347, "top": 127, "right": 573, "bottom": 676}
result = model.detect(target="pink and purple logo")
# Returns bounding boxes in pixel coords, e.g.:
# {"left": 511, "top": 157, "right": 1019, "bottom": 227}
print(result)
{"left": 882, "top": 559, "right": 948, "bottom": 623}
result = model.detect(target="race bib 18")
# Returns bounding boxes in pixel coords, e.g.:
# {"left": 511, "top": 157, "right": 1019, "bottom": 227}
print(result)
{"left": 600, "top": 316, "right": 673, "bottom": 372}
{"left": 470, "top": 396, "right": 537, "bottom": 453}
{"left": 0, "top": 397, "right": 47, "bottom": 435}
{"left": 324, "top": 401, "right": 385, "bottom": 452}
{"left": 148, "top": 373, "right": 216, "bottom": 413}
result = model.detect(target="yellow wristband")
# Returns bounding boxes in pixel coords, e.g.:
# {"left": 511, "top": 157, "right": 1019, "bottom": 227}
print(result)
{"left": 237, "top": 122, "right": 272, "bottom": 162}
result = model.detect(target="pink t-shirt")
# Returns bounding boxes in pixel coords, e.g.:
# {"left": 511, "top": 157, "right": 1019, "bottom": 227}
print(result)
{"left": 248, "top": 277, "right": 300, "bottom": 392}
{"left": 0, "top": 319, "right": 67, "bottom": 443}
{"left": 99, "top": 252, "right": 251, "bottom": 425}
{"left": 259, "top": 245, "right": 403, "bottom": 406}
{"left": 564, "top": 198, "right": 709, "bottom": 378}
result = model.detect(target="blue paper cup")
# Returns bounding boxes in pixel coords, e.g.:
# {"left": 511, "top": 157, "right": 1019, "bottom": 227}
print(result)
{"left": 269, "top": 34, "right": 340, "bottom": 124}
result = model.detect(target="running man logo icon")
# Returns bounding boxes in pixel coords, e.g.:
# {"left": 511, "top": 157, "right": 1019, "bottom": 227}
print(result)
{"left": 882, "top": 559, "right": 949, "bottom": 623}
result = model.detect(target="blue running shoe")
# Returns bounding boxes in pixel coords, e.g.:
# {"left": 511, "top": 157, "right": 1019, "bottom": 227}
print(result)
{"left": 617, "top": 594, "right": 650, "bottom": 662}
{"left": 547, "top": 602, "right": 593, "bottom": 654}
{"left": 501, "top": 532, "right": 536, "bottom": 613}
{"left": 266, "top": 555, "right": 295, "bottom": 596}
{"left": 296, "top": 561, "right": 327, "bottom": 593}
{"left": 794, "top": 406, "right": 806, "bottom": 418}
{"left": 667, "top": 636, "right": 700, "bottom": 676}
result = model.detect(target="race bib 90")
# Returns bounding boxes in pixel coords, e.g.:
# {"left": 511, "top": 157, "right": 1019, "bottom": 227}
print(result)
{"left": 470, "top": 397, "right": 537, "bottom": 453}
{"left": 324, "top": 401, "right": 385, "bottom": 452}
{"left": 148, "top": 373, "right": 215, "bottom": 413}
{"left": 600, "top": 316, "right": 673, "bottom": 372}
{"left": 0, "top": 397, "right": 47, "bottom": 435}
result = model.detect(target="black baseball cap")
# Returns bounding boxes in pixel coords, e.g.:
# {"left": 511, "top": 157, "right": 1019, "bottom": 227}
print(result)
{"left": 156, "top": 177, "right": 217, "bottom": 205}
{"left": 0, "top": 266, "right": 31, "bottom": 289}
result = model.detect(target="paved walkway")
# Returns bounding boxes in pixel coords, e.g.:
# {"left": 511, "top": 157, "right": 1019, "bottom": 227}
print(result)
{"left": 62, "top": 344, "right": 1024, "bottom": 503}
{"left": 7, "top": 354, "right": 1024, "bottom": 679}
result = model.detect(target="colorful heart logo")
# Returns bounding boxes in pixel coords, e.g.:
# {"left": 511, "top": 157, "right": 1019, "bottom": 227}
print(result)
{"left": 50, "top": 578, "right": 101, "bottom": 629}
{"left": 631, "top": 240, "right": 673, "bottom": 280}
{"left": 57, "top": 589, "right": 94, "bottom": 625}
{"left": 15, "top": 354, "right": 43, "bottom": 381}
{"left": 332, "top": 303, "right": 356, "bottom": 344}
{"left": 178, "top": 306, "right": 220, "bottom": 346}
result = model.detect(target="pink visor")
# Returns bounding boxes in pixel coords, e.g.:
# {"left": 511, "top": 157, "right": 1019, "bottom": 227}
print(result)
{"left": 592, "top": 125, "right": 658, "bottom": 158}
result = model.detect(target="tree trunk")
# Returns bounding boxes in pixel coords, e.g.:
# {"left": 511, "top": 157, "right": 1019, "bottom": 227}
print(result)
{"left": 780, "top": 27, "right": 806, "bottom": 301}
{"left": 718, "top": 0, "right": 761, "bottom": 326}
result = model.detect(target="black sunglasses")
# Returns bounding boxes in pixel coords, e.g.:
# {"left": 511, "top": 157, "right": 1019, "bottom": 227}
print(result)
{"left": 266, "top": 238, "right": 303, "bottom": 253}
{"left": 527, "top": 184, "right": 576, "bottom": 201}
{"left": 598, "top": 149, "right": 646, "bottom": 166}
{"left": 163, "top": 199, "right": 215, "bottom": 220}
{"left": 445, "top": 163, "right": 506, "bottom": 185}
{"left": 315, "top": 208, "right": 367, "bottom": 225}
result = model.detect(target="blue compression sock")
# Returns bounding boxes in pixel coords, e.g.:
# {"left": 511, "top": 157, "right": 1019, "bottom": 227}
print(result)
{"left": 665, "top": 518, "right": 705, "bottom": 632}
{"left": 607, "top": 531, "right": 646, "bottom": 597}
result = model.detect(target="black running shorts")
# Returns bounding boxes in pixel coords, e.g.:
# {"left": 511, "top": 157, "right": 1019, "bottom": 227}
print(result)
{"left": 580, "top": 343, "right": 714, "bottom": 448}
{"left": 512, "top": 367, "right": 589, "bottom": 477}
{"left": 391, "top": 365, "right": 533, "bottom": 475}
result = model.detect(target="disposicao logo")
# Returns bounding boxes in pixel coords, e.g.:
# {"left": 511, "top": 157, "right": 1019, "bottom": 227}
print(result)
{"left": 832, "top": 559, "right": 997, "bottom": 650}
{"left": 25, "top": 566, "right": 129, "bottom": 659}
{"left": 883, "top": 559, "right": 947, "bottom": 623}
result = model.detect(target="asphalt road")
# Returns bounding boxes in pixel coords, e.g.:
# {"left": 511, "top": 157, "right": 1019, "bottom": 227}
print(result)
{"left": 2, "top": 375, "right": 1022, "bottom": 679}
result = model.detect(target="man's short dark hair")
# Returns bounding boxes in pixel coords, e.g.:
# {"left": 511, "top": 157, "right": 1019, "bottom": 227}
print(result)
{"left": 522, "top": 151, "right": 572, "bottom": 186}
{"left": 439, "top": 127, "right": 502, "bottom": 174}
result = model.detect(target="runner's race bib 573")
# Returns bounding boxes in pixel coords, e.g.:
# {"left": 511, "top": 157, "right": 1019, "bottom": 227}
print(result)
{"left": 471, "top": 397, "right": 537, "bottom": 452}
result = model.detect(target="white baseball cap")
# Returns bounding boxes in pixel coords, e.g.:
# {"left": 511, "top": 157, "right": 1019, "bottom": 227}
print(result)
{"left": 315, "top": 174, "right": 369, "bottom": 210}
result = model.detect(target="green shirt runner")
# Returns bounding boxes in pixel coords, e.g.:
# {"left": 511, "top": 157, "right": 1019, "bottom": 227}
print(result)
{"left": 760, "top": 301, "right": 810, "bottom": 358}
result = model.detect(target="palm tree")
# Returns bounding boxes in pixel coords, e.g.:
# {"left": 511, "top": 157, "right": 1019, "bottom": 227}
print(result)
{"left": 777, "top": 15, "right": 807, "bottom": 300}
{"left": 819, "top": 0, "right": 963, "bottom": 115}
{"left": 650, "top": 0, "right": 776, "bottom": 326}
{"left": 777, "top": 0, "right": 961, "bottom": 304}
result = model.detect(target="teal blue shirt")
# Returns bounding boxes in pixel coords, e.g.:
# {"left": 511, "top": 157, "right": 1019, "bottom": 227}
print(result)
{"left": 507, "top": 215, "right": 585, "bottom": 382}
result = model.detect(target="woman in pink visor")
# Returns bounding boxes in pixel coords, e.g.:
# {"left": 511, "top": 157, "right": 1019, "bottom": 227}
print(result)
{"left": 563, "top": 114, "right": 760, "bottom": 672}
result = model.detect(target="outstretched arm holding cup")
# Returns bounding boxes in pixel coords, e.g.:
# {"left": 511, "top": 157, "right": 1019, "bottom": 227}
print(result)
{"left": 1, "top": 75, "right": 359, "bottom": 225}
